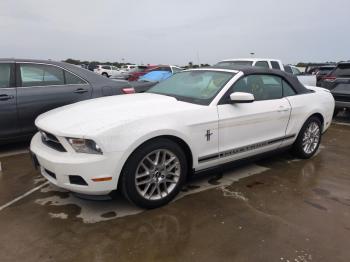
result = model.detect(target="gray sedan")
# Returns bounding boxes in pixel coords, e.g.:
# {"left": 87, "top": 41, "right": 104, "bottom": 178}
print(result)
{"left": 0, "top": 59, "right": 132, "bottom": 143}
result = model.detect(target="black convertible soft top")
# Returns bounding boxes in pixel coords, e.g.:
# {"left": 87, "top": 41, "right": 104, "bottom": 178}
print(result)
{"left": 211, "top": 65, "right": 311, "bottom": 94}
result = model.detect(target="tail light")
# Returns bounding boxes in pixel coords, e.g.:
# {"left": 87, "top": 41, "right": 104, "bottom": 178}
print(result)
{"left": 122, "top": 87, "right": 135, "bottom": 94}
{"left": 323, "top": 76, "right": 336, "bottom": 82}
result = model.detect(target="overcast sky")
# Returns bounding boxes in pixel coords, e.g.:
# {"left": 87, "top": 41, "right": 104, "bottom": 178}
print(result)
{"left": 1, "top": 0, "right": 349, "bottom": 65}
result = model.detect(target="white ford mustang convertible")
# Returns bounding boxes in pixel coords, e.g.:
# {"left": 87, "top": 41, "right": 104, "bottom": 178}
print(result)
{"left": 30, "top": 66, "right": 335, "bottom": 208}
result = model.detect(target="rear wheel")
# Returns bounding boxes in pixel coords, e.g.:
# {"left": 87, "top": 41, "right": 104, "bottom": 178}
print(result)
{"left": 121, "top": 138, "right": 187, "bottom": 209}
{"left": 292, "top": 116, "right": 322, "bottom": 159}
{"left": 102, "top": 72, "right": 109, "bottom": 77}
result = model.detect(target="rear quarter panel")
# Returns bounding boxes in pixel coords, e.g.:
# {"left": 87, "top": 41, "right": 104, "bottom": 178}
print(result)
{"left": 284, "top": 88, "right": 334, "bottom": 143}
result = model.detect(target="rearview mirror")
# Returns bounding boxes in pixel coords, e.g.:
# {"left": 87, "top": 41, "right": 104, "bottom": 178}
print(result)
{"left": 229, "top": 92, "right": 254, "bottom": 103}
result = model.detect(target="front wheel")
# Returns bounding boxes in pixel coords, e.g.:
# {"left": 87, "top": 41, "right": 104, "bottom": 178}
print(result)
{"left": 121, "top": 138, "right": 187, "bottom": 209}
{"left": 292, "top": 116, "right": 322, "bottom": 159}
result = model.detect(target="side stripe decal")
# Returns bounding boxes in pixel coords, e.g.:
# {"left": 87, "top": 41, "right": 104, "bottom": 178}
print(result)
{"left": 198, "top": 134, "right": 296, "bottom": 163}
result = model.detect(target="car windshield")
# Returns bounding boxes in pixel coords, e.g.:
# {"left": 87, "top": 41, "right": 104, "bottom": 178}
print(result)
{"left": 217, "top": 61, "right": 253, "bottom": 67}
{"left": 147, "top": 70, "right": 234, "bottom": 105}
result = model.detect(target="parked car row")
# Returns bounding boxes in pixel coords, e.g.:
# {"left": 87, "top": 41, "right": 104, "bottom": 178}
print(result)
{"left": 30, "top": 65, "right": 335, "bottom": 208}
{"left": 0, "top": 55, "right": 337, "bottom": 209}
{"left": 216, "top": 58, "right": 317, "bottom": 86}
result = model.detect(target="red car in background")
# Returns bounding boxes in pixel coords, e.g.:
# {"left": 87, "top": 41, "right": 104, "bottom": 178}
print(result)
{"left": 127, "top": 65, "right": 173, "bottom": 81}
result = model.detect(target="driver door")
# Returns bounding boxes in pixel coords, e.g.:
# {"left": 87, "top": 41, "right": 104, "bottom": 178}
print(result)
{"left": 0, "top": 63, "right": 18, "bottom": 140}
{"left": 216, "top": 74, "right": 291, "bottom": 165}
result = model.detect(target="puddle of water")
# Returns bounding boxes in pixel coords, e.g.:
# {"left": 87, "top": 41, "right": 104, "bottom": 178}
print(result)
{"left": 33, "top": 176, "right": 47, "bottom": 185}
{"left": 49, "top": 212, "right": 68, "bottom": 219}
{"left": 35, "top": 164, "right": 269, "bottom": 223}
{"left": 280, "top": 250, "right": 313, "bottom": 262}
{"left": 218, "top": 186, "right": 248, "bottom": 201}
{"left": 36, "top": 187, "right": 143, "bottom": 223}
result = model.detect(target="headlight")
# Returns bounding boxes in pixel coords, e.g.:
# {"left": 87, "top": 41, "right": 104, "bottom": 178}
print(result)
{"left": 67, "top": 138, "right": 103, "bottom": 154}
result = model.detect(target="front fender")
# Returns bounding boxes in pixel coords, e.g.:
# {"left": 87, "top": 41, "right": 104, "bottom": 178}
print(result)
{"left": 95, "top": 120, "right": 195, "bottom": 189}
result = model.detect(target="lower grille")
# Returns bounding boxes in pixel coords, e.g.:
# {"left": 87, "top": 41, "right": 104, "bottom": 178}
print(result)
{"left": 69, "top": 175, "right": 88, "bottom": 186}
{"left": 44, "top": 169, "right": 56, "bottom": 179}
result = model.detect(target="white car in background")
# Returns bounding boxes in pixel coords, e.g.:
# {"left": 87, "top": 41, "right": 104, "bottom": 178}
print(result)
{"left": 94, "top": 65, "right": 120, "bottom": 78}
{"left": 30, "top": 66, "right": 334, "bottom": 209}
{"left": 121, "top": 64, "right": 138, "bottom": 71}
{"left": 112, "top": 65, "right": 144, "bottom": 80}
{"left": 217, "top": 58, "right": 317, "bottom": 86}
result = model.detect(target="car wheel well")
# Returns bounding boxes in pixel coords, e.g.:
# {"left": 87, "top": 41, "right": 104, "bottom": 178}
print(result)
{"left": 116, "top": 135, "right": 193, "bottom": 190}
{"left": 309, "top": 113, "right": 324, "bottom": 131}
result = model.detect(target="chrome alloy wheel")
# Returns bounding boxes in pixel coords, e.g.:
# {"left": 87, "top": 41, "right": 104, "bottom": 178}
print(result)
{"left": 135, "top": 149, "right": 181, "bottom": 200}
{"left": 302, "top": 121, "right": 320, "bottom": 154}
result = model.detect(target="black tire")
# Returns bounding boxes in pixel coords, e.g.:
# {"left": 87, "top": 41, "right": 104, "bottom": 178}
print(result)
{"left": 102, "top": 72, "right": 109, "bottom": 77}
{"left": 333, "top": 108, "right": 340, "bottom": 118}
{"left": 292, "top": 116, "right": 322, "bottom": 159}
{"left": 121, "top": 138, "right": 187, "bottom": 209}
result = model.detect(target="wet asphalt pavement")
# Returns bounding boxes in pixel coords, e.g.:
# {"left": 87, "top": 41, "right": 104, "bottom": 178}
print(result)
{"left": 0, "top": 114, "right": 350, "bottom": 262}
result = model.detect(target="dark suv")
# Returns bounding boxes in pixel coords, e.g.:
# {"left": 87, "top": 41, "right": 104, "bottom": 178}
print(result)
{"left": 316, "top": 65, "right": 336, "bottom": 86}
{"left": 0, "top": 59, "right": 132, "bottom": 143}
{"left": 320, "top": 62, "right": 350, "bottom": 116}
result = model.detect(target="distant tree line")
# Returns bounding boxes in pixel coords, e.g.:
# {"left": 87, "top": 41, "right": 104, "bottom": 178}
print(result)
{"left": 63, "top": 58, "right": 132, "bottom": 67}
{"left": 296, "top": 61, "right": 339, "bottom": 67}
{"left": 62, "top": 58, "right": 211, "bottom": 69}
{"left": 64, "top": 58, "right": 350, "bottom": 69}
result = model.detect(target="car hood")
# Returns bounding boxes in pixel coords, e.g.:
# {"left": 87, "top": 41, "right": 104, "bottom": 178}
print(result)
{"left": 35, "top": 93, "right": 202, "bottom": 137}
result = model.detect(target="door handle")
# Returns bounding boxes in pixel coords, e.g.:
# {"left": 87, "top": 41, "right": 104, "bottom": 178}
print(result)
{"left": 277, "top": 106, "right": 289, "bottom": 112}
{"left": 0, "top": 94, "right": 14, "bottom": 101}
{"left": 74, "top": 88, "right": 88, "bottom": 94}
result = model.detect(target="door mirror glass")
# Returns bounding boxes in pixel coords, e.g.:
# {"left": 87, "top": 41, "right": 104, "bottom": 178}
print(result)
{"left": 229, "top": 92, "right": 254, "bottom": 103}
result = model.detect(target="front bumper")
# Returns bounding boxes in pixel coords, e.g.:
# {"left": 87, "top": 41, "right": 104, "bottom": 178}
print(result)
{"left": 30, "top": 132, "right": 123, "bottom": 195}
{"left": 335, "top": 100, "right": 350, "bottom": 109}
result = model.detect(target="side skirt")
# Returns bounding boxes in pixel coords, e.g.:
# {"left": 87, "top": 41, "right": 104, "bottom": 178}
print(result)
{"left": 192, "top": 145, "right": 293, "bottom": 178}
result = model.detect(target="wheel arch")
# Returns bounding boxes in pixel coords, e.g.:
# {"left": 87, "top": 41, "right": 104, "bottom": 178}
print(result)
{"left": 308, "top": 112, "right": 325, "bottom": 131}
{"left": 115, "top": 134, "right": 194, "bottom": 191}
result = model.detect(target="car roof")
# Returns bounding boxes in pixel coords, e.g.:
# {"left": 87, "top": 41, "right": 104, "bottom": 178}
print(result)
{"left": 338, "top": 62, "right": 350, "bottom": 65}
{"left": 0, "top": 58, "right": 127, "bottom": 85}
{"left": 219, "top": 58, "right": 281, "bottom": 62}
{"left": 319, "top": 65, "right": 336, "bottom": 69}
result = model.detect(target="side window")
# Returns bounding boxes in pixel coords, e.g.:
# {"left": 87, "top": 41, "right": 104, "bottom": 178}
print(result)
{"left": 282, "top": 80, "right": 296, "bottom": 97}
{"left": 64, "top": 70, "right": 86, "bottom": 84}
{"left": 20, "top": 64, "right": 65, "bottom": 87}
{"left": 102, "top": 65, "right": 111, "bottom": 70}
{"left": 291, "top": 67, "right": 301, "bottom": 75}
{"left": 232, "top": 74, "right": 283, "bottom": 101}
{"left": 270, "top": 61, "right": 281, "bottom": 70}
{"left": 0, "top": 63, "right": 12, "bottom": 88}
{"left": 284, "top": 65, "right": 293, "bottom": 74}
{"left": 255, "top": 61, "right": 269, "bottom": 68}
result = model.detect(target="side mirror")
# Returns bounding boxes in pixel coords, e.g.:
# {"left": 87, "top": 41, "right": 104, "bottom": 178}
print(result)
{"left": 229, "top": 92, "right": 255, "bottom": 103}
